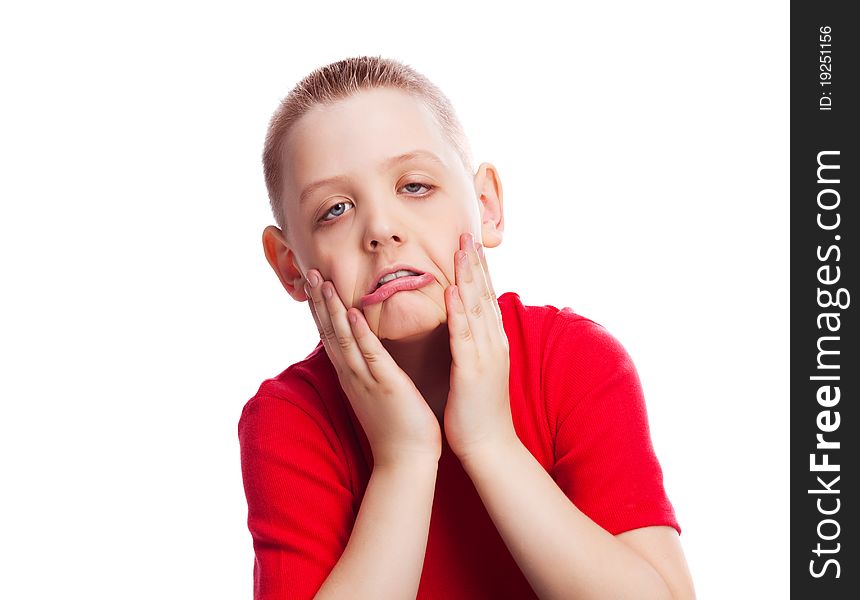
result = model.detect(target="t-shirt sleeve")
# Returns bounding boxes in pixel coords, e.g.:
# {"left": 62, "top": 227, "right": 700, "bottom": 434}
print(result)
{"left": 239, "top": 393, "right": 356, "bottom": 599}
{"left": 543, "top": 313, "right": 680, "bottom": 535}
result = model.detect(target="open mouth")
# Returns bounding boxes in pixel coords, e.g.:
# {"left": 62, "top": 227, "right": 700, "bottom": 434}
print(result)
{"left": 374, "top": 269, "right": 422, "bottom": 290}
{"left": 361, "top": 267, "right": 434, "bottom": 308}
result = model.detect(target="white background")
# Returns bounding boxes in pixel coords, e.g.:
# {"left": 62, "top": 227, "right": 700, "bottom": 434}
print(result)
{"left": 0, "top": 1, "right": 788, "bottom": 598}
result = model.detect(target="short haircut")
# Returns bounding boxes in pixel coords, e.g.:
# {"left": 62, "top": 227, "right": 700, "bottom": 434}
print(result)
{"left": 262, "top": 55, "right": 475, "bottom": 231}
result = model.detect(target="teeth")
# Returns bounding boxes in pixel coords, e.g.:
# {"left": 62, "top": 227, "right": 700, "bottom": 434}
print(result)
{"left": 377, "top": 270, "right": 419, "bottom": 288}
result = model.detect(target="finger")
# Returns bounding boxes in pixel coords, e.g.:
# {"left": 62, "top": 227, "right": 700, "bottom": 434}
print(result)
{"left": 305, "top": 283, "right": 325, "bottom": 340}
{"left": 445, "top": 284, "right": 478, "bottom": 368}
{"left": 346, "top": 307, "right": 401, "bottom": 383}
{"left": 464, "top": 235, "right": 495, "bottom": 308}
{"left": 304, "top": 276, "right": 327, "bottom": 342}
{"left": 462, "top": 233, "right": 502, "bottom": 333}
{"left": 306, "top": 271, "right": 335, "bottom": 342}
{"left": 475, "top": 243, "right": 497, "bottom": 299}
{"left": 475, "top": 242, "right": 504, "bottom": 331}
{"left": 456, "top": 235, "right": 494, "bottom": 347}
{"left": 305, "top": 271, "right": 350, "bottom": 372}
{"left": 320, "top": 280, "right": 373, "bottom": 380}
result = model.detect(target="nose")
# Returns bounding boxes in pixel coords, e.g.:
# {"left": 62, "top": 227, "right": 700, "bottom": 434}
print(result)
{"left": 362, "top": 203, "right": 406, "bottom": 252}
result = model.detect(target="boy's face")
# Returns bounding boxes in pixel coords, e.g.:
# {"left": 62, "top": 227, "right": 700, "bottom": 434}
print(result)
{"left": 264, "top": 87, "right": 503, "bottom": 342}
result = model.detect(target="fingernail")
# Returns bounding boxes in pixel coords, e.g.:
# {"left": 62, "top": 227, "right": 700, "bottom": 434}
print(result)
{"left": 307, "top": 271, "right": 320, "bottom": 288}
{"left": 322, "top": 284, "right": 333, "bottom": 299}
{"left": 348, "top": 312, "right": 357, "bottom": 325}
{"left": 463, "top": 232, "right": 472, "bottom": 247}
{"left": 477, "top": 243, "right": 484, "bottom": 258}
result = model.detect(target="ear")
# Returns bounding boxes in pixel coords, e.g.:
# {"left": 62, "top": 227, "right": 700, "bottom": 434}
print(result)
{"left": 262, "top": 225, "right": 308, "bottom": 301}
{"left": 473, "top": 162, "right": 504, "bottom": 249}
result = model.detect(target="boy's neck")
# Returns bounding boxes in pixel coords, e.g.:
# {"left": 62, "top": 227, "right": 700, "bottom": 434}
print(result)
{"left": 382, "top": 324, "right": 452, "bottom": 421}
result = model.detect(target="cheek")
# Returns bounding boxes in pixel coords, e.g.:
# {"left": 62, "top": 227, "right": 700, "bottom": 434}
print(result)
{"left": 428, "top": 225, "right": 468, "bottom": 284}
{"left": 329, "top": 262, "right": 365, "bottom": 306}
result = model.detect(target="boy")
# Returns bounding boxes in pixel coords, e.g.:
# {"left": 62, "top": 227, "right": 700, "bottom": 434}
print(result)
{"left": 239, "top": 56, "right": 695, "bottom": 599}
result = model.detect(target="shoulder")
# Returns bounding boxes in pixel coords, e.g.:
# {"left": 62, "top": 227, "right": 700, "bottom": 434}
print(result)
{"left": 498, "top": 291, "right": 633, "bottom": 374}
{"left": 499, "top": 292, "right": 641, "bottom": 431}
{"left": 238, "top": 343, "right": 342, "bottom": 449}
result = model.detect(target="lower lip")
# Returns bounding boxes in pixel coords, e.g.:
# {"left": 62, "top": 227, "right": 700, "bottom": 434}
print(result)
{"left": 360, "top": 273, "right": 435, "bottom": 308}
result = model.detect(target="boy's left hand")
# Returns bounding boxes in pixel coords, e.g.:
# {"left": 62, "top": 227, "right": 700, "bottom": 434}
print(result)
{"left": 443, "top": 233, "right": 519, "bottom": 462}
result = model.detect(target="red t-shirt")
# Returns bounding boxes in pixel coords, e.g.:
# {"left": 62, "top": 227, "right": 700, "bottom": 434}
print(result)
{"left": 239, "top": 291, "right": 679, "bottom": 599}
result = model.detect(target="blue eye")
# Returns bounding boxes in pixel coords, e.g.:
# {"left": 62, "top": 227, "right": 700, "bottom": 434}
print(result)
{"left": 401, "top": 182, "right": 434, "bottom": 195}
{"left": 319, "top": 183, "right": 433, "bottom": 224}
{"left": 322, "top": 201, "right": 354, "bottom": 221}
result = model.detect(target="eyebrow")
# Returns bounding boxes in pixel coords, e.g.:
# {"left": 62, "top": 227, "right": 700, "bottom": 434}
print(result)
{"left": 298, "top": 150, "right": 446, "bottom": 206}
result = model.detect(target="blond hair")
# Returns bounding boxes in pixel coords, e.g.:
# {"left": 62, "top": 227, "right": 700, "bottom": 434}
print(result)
{"left": 262, "top": 55, "right": 474, "bottom": 230}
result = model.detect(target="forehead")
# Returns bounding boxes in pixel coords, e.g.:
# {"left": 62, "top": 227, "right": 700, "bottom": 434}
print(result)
{"left": 280, "top": 88, "right": 457, "bottom": 201}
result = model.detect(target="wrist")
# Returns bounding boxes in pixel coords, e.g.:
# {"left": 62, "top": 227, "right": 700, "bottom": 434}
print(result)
{"left": 372, "top": 449, "right": 441, "bottom": 473}
{"left": 454, "top": 430, "right": 522, "bottom": 474}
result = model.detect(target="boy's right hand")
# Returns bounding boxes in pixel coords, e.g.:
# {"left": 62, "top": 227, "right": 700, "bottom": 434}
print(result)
{"left": 304, "top": 270, "right": 442, "bottom": 468}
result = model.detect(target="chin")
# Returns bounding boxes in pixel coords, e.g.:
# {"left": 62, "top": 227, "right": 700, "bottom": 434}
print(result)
{"left": 370, "top": 291, "right": 445, "bottom": 341}
{"left": 377, "top": 322, "right": 444, "bottom": 342}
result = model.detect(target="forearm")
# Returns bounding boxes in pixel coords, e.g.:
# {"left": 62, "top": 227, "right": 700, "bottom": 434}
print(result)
{"left": 461, "top": 440, "right": 673, "bottom": 600}
{"left": 314, "top": 457, "right": 438, "bottom": 600}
